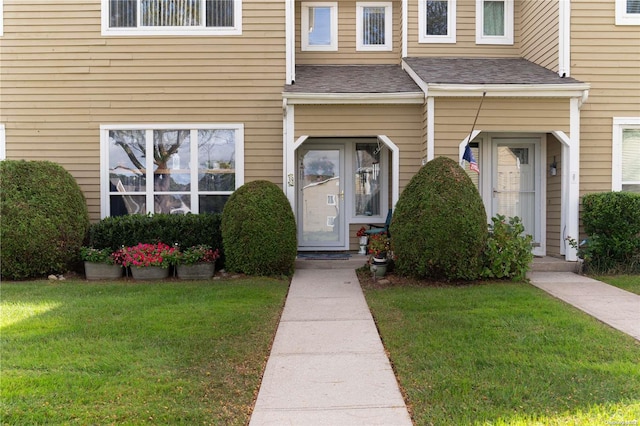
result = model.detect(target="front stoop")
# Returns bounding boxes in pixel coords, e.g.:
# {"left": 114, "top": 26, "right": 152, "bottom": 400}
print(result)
{"left": 530, "top": 256, "right": 579, "bottom": 273}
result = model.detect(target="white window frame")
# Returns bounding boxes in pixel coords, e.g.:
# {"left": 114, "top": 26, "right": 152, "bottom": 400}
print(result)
{"left": 301, "top": 2, "right": 338, "bottom": 51}
{"left": 616, "top": 0, "right": 640, "bottom": 25}
{"left": 612, "top": 117, "right": 640, "bottom": 191}
{"left": 356, "top": 2, "right": 393, "bottom": 51}
{"left": 100, "top": 123, "right": 244, "bottom": 218}
{"left": 419, "top": 0, "right": 456, "bottom": 44}
{"left": 0, "top": 124, "right": 5, "bottom": 160}
{"left": 475, "top": 0, "right": 513, "bottom": 45}
{"left": 101, "top": 0, "right": 242, "bottom": 36}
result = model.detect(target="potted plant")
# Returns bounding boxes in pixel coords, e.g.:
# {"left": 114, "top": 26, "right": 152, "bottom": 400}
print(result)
{"left": 114, "top": 242, "right": 176, "bottom": 280}
{"left": 367, "top": 232, "right": 390, "bottom": 277}
{"left": 356, "top": 226, "right": 368, "bottom": 255}
{"left": 173, "top": 245, "right": 220, "bottom": 280}
{"left": 80, "top": 246, "right": 123, "bottom": 280}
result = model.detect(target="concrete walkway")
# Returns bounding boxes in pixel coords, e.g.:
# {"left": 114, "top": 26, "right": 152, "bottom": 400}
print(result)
{"left": 249, "top": 268, "right": 412, "bottom": 426}
{"left": 250, "top": 260, "right": 639, "bottom": 425}
{"left": 529, "top": 271, "right": 640, "bottom": 341}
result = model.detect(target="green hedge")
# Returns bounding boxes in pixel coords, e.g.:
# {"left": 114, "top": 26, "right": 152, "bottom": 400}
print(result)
{"left": 88, "top": 213, "right": 224, "bottom": 266}
{"left": 580, "top": 192, "right": 640, "bottom": 274}
{"left": 0, "top": 160, "right": 90, "bottom": 280}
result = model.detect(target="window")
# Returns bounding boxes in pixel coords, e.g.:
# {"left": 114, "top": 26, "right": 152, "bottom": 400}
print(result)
{"left": 475, "top": 0, "right": 513, "bottom": 45}
{"left": 613, "top": 118, "right": 640, "bottom": 193}
{"left": 616, "top": 0, "right": 640, "bottom": 25}
{"left": 302, "top": 2, "right": 338, "bottom": 51}
{"left": 354, "top": 142, "right": 383, "bottom": 217}
{"left": 419, "top": 0, "right": 456, "bottom": 43}
{"left": 356, "top": 2, "right": 392, "bottom": 51}
{"left": 101, "top": 124, "right": 244, "bottom": 217}
{"left": 101, "top": 0, "right": 242, "bottom": 36}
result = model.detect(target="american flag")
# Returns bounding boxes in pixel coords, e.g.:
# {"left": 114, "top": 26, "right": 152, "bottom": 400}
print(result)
{"left": 463, "top": 144, "right": 479, "bottom": 173}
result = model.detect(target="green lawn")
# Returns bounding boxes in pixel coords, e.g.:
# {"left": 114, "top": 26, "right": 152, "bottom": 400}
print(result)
{"left": 364, "top": 282, "right": 640, "bottom": 425}
{"left": 594, "top": 274, "right": 640, "bottom": 295}
{"left": 1, "top": 278, "right": 289, "bottom": 425}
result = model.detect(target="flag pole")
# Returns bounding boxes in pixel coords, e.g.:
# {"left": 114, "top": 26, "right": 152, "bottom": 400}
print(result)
{"left": 467, "top": 91, "right": 486, "bottom": 145}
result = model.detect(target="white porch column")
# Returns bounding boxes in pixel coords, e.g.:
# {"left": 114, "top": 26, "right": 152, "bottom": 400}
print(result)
{"left": 283, "top": 102, "right": 296, "bottom": 209}
{"left": 565, "top": 97, "right": 581, "bottom": 261}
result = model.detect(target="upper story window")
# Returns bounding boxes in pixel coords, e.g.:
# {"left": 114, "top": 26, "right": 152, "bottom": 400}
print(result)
{"left": 301, "top": 2, "right": 338, "bottom": 51}
{"left": 616, "top": 0, "right": 640, "bottom": 25}
{"left": 612, "top": 118, "right": 640, "bottom": 193}
{"left": 475, "top": 0, "right": 513, "bottom": 45}
{"left": 356, "top": 2, "right": 392, "bottom": 51}
{"left": 101, "top": 124, "right": 244, "bottom": 217}
{"left": 419, "top": 0, "right": 456, "bottom": 44}
{"left": 101, "top": 0, "right": 242, "bottom": 36}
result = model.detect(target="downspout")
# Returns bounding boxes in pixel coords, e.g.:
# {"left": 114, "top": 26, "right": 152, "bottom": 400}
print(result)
{"left": 402, "top": 0, "right": 408, "bottom": 58}
{"left": 286, "top": 0, "right": 295, "bottom": 83}
{"left": 426, "top": 96, "right": 434, "bottom": 161}
{"left": 558, "top": 0, "right": 570, "bottom": 77}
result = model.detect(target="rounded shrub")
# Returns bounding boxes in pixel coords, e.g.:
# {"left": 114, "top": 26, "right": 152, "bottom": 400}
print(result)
{"left": 221, "top": 180, "right": 297, "bottom": 276}
{"left": 389, "top": 156, "right": 488, "bottom": 281}
{"left": 1, "top": 160, "right": 90, "bottom": 280}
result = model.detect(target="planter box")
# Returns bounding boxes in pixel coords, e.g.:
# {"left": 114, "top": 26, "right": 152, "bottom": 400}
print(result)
{"left": 177, "top": 263, "right": 215, "bottom": 280}
{"left": 84, "top": 262, "right": 123, "bottom": 280}
{"left": 130, "top": 266, "right": 169, "bottom": 280}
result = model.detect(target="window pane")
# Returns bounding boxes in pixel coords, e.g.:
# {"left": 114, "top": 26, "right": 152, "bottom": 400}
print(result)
{"left": 198, "top": 129, "right": 236, "bottom": 191}
{"left": 206, "top": 0, "right": 234, "bottom": 27}
{"left": 622, "top": 129, "right": 640, "bottom": 184}
{"left": 426, "top": 0, "right": 448, "bottom": 36}
{"left": 628, "top": 0, "right": 640, "bottom": 13}
{"left": 110, "top": 0, "right": 137, "bottom": 27}
{"left": 155, "top": 194, "right": 191, "bottom": 214}
{"left": 141, "top": 0, "right": 200, "bottom": 26}
{"left": 355, "top": 143, "right": 381, "bottom": 216}
{"left": 199, "top": 195, "right": 231, "bottom": 213}
{"left": 109, "top": 130, "right": 147, "bottom": 192}
{"left": 153, "top": 130, "right": 191, "bottom": 204}
{"left": 308, "top": 7, "right": 332, "bottom": 45}
{"left": 111, "top": 194, "right": 146, "bottom": 216}
{"left": 484, "top": 0, "right": 505, "bottom": 36}
{"left": 363, "top": 6, "right": 386, "bottom": 45}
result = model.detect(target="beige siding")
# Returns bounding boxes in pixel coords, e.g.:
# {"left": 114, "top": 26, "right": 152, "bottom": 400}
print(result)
{"left": 433, "top": 97, "right": 571, "bottom": 158}
{"left": 295, "top": 0, "right": 402, "bottom": 65}
{"left": 294, "top": 103, "right": 423, "bottom": 249}
{"left": 570, "top": 0, "right": 640, "bottom": 195}
{"left": 521, "top": 0, "right": 559, "bottom": 71}
{"left": 546, "top": 133, "right": 562, "bottom": 256}
{"left": 0, "top": 0, "right": 287, "bottom": 221}
{"left": 405, "top": 0, "right": 521, "bottom": 57}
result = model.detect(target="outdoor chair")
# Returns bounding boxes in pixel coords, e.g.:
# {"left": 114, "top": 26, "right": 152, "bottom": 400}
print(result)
{"left": 364, "top": 209, "right": 392, "bottom": 237}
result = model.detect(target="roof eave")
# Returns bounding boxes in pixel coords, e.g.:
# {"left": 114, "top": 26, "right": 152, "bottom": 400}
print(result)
{"left": 282, "top": 91, "right": 425, "bottom": 105}
{"left": 426, "top": 83, "right": 591, "bottom": 98}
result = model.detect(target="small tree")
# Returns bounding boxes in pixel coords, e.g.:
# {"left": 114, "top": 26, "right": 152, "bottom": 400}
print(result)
{"left": 1, "top": 160, "right": 90, "bottom": 280}
{"left": 390, "top": 156, "right": 488, "bottom": 281}
{"left": 221, "top": 180, "right": 297, "bottom": 276}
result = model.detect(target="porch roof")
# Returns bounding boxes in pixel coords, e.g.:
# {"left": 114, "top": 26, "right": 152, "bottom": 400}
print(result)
{"left": 403, "top": 57, "right": 584, "bottom": 85}
{"left": 284, "top": 65, "right": 422, "bottom": 94}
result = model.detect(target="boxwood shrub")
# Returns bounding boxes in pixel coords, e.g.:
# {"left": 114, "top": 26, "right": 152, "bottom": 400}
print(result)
{"left": 580, "top": 191, "right": 640, "bottom": 274}
{"left": 0, "top": 160, "right": 90, "bottom": 280}
{"left": 390, "top": 156, "right": 488, "bottom": 281}
{"left": 221, "top": 180, "right": 297, "bottom": 276}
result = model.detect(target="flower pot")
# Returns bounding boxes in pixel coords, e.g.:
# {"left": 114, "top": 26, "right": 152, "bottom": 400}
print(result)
{"left": 84, "top": 262, "right": 123, "bottom": 280}
{"left": 370, "top": 258, "right": 388, "bottom": 277}
{"left": 130, "top": 266, "right": 169, "bottom": 280}
{"left": 358, "top": 236, "right": 369, "bottom": 255}
{"left": 177, "top": 263, "right": 215, "bottom": 280}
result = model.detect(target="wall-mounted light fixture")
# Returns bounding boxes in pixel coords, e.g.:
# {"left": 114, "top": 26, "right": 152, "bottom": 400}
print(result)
{"left": 549, "top": 156, "right": 557, "bottom": 176}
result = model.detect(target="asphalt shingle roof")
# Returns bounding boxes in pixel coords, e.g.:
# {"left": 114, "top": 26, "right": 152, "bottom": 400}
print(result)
{"left": 284, "top": 65, "right": 422, "bottom": 94}
{"left": 403, "top": 57, "right": 583, "bottom": 85}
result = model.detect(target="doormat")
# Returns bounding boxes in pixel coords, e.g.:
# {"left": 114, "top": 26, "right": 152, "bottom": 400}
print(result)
{"left": 297, "top": 253, "right": 351, "bottom": 260}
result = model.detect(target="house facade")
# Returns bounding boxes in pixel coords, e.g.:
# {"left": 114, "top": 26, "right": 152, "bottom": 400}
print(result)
{"left": 0, "top": 0, "right": 638, "bottom": 261}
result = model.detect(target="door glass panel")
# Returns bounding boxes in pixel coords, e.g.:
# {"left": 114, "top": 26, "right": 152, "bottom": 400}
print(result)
{"left": 300, "top": 148, "right": 342, "bottom": 246}
{"left": 355, "top": 143, "right": 381, "bottom": 216}
{"left": 495, "top": 145, "right": 535, "bottom": 235}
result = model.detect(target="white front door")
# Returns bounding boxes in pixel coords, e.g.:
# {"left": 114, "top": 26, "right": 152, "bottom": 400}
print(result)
{"left": 297, "top": 144, "right": 346, "bottom": 249}
{"left": 491, "top": 137, "right": 545, "bottom": 256}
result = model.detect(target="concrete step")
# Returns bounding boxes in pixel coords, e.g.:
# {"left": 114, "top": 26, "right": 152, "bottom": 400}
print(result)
{"left": 531, "top": 256, "right": 579, "bottom": 273}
